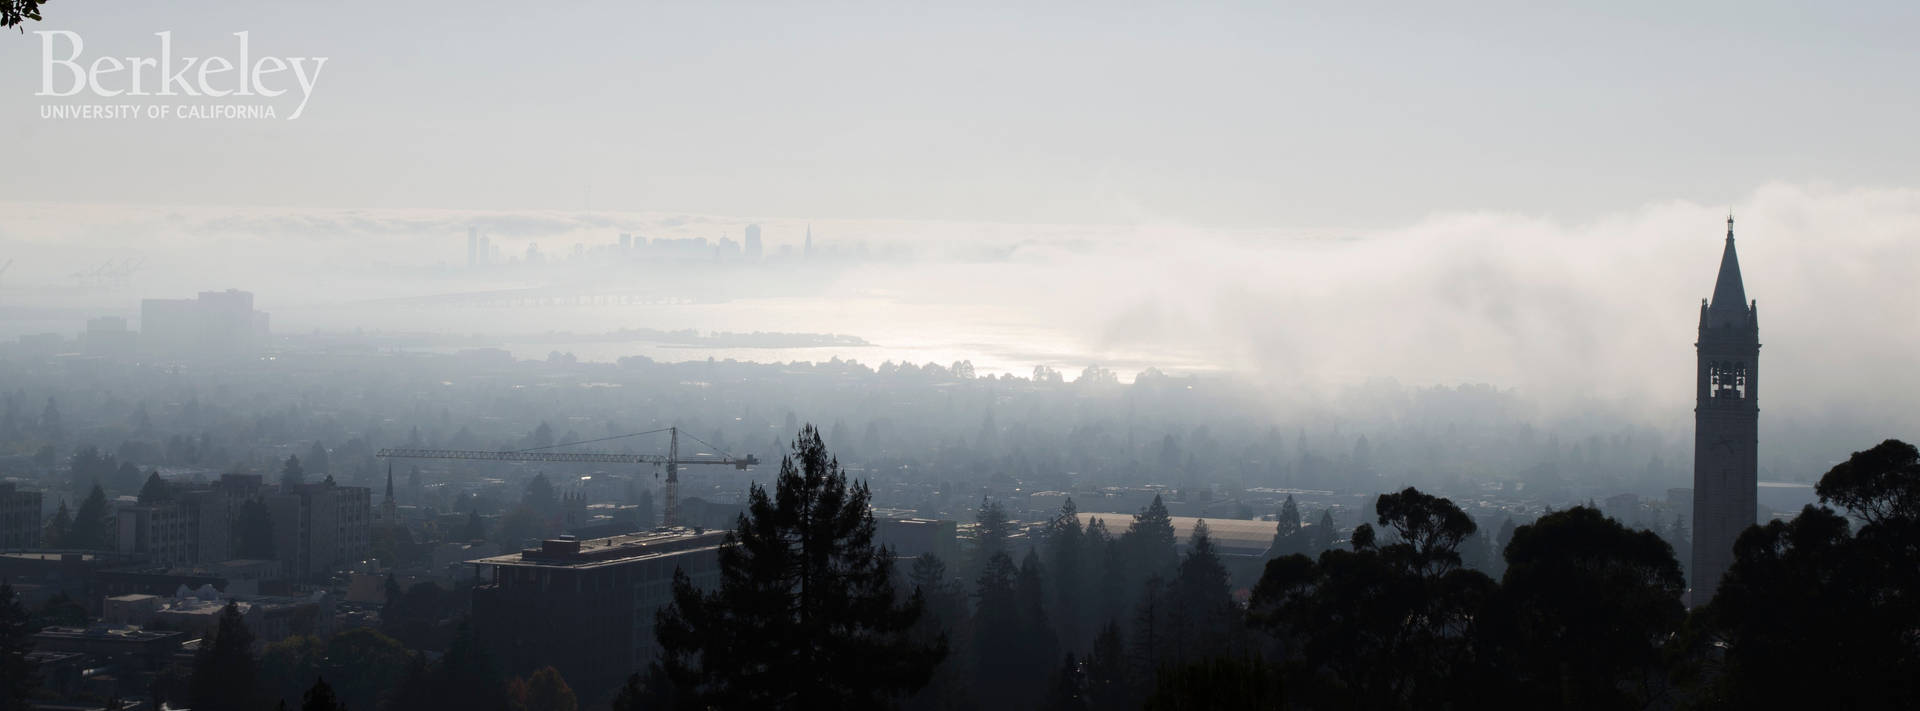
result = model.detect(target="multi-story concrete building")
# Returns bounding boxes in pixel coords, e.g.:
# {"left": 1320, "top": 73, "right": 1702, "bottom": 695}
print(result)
{"left": 0, "top": 483, "right": 42, "bottom": 549}
{"left": 470, "top": 529, "right": 726, "bottom": 699}
{"left": 139, "top": 289, "right": 270, "bottom": 358}
{"left": 116, "top": 503, "right": 193, "bottom": 566}
{"left": 267, "top": 480, "right": 371, "bottom": 579}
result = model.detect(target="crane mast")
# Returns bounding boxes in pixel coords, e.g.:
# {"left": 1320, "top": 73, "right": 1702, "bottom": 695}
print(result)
{"left": 375, "top": 426, "right": 754, "bottom": 527}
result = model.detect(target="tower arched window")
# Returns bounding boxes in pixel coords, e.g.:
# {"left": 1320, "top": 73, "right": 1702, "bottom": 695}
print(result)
{"left": 1710, "top": 360, "right": 1747, "bottom": 399}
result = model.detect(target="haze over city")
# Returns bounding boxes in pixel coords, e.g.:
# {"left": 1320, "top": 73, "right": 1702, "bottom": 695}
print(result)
{"left": 1, "top": 3, "right": 1917, "bottom": 710}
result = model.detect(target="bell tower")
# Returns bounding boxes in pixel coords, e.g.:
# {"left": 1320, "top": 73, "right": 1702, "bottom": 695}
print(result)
{"left": 1691, "top": 214, "right": 1759, "bottom": 605}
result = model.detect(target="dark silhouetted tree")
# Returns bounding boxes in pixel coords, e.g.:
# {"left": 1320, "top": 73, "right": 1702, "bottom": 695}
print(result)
{"left": 259, "top": 635, "right": 323, "bottom": 708}
{"left": 138, "top": 470, "right": 173, "bottom": 504}
{"left": 523, "top": 473, "right": 556, "bottom": 515}
{"left": 1479, "top": 506, "right": 1683, "bottom": 710}
{"left": 1166, "top": 520, "right": 1238, "bottom": 663}
{"left": 1143, "top": 656, "right": 1286, "bottom": 711}
{"left": 0, "top": 582, "right": 39, "bottom": 710}
{"left": 460, "top": 510, "right": 487, "bottom": 541}
{"left": 510, "top": 666, "right": 577, "bottom": 711}
{"left": 306, "top": 442, "right": 331, "bottom": 478}
{"left": 1040, "top": 653, "right": 1087, "bottom": 711}
{"left": 42, "top": 500, "right": 70, "bottom": 547}
{"left": 1267, "top": 495, "right": 1304, "bottom": 558}
{"left": 1251, "top": 488, "right": 1494, "bottom": 708}
{"left": 1814, "top": 438, "right": 1920, "bottom": 526}
{"left": 301, "top": 677, "right": 343, "bottom": 711}
{"left": 1084, "top": 620, "right": 1131, "bottom": 709}
{"left": 970, "top": 551, "right": 1034, "bottom": 709}
{"left": 430, "top": 617, "right": 504, "bottom": 711}
{"left": 1042, "top": 498, "right": 1085, "bottom": 645}
{"left": 190, "top": 602, "right": 264, "bottom": 711}
{"left": 1309, "top": 509, "right": 1338, "bottom": 553}
{"left": 282, "top": 455, "right": 305, "bottom": 488}
{"left": 969, "top": 497, "right": 1012, "bottom": 582}
{"left": 1701, "top": 440, "right": 1920, "bottom": 708}
{"left": 323, "top": 627, "right": 410, "bottom": 711}
{"left": 65, "top": 484, "right": 112, "bottom": 550}
{"left": 608, "top": 672, "right": 646, "bottom": 711}
{"left": 651, "top": 425, "right": 944, "bottom": 708}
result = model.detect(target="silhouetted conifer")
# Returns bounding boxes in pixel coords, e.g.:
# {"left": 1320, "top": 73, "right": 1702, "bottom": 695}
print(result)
{"left": 190, "top": 602, "right": 264, "bottom": 711}
{"left": 651, "top": 425, "right": 944, "bottom": 707}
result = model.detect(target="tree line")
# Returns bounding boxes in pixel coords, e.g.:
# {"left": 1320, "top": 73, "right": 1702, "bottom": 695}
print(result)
{"left": 630, "top": 433, "right": 1920, "bottom": 709}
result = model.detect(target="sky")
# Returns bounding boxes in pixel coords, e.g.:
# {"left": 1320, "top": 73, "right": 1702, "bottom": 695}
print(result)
{"left": 1, "top": 2, "right": 1918, "bottom": 437}
{"left": 3, "top": 2, "right": 1919, "bottom": 226}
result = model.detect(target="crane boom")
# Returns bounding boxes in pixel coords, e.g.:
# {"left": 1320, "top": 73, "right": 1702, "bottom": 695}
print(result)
{"left": 372, "top": 448, "right": 751, "bottom": 467}
{"left": 374, "top": 427, "right": 755, "bottom": 527}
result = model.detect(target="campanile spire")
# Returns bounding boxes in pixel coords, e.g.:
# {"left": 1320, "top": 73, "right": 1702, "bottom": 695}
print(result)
{"left": 1691, "top": 215, "right": 1760, "bottom": 606}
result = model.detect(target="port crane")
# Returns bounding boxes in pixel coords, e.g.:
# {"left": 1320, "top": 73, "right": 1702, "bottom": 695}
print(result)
{"left": 375, "top": 426, "right": 756, "bottom": 527}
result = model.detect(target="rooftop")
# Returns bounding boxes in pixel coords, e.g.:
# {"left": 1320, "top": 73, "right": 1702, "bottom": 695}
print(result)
{"left": 35, "top": 626, "right": 184, "bottom": 643}
{"left": 471, "top": 527, "right": 728, "bottom": 570}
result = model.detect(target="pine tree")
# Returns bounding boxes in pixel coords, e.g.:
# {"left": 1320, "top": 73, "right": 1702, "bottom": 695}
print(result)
{"left": 909, "top": 553, "right": 966, "bottom": 629}
{"left": 970, "top": 497, "right": 1012, "bottom": 581}
{"left": 190, "top": 602, "right": 263, "bottom": 711}
{"left": 433, "top": 617, "right": 504, "bottom": 711}
{"left": 43, "top": 501, "right": 71, "bottom": 548}
{"left": 281, "top": 455, "right": 304, "bottom": 488}
{"left": 1124, "top": 495, "right": 1179, "bottom": 573}
{"left": 1268, "top": 495, "right": 1303, "bottom": 558}
{"left": 1040, "top": 653, "right": 1088, "bottom": 711}
{"left": 138, "top": 470, "right": 172, "bottom": 504}
{"left": 969, "top": 551, "right": 1025, "bottom": 710}
{"left": 1016, "top": 550, "right": 1062, "bottom": 691}
{"left": 1129, "top": 575, "right": 1171, "bottom": 684}
{"left": 1118, "top": 495, "right": 1179, "bottom": 621}
{"left": 1167, "top": 520, "right": 1237, "bottom": 663}
{"left": 652, "top": 425, "right": 945, "bottom": 707}
{"left": 66, "top": 484, "right": 112, "bottom": 550}
{"left": 1309, "top": 509, "right": 1339, "bottom": 554}
{"left": 305, "top": 442, "right": 331, "bottom": 477}
{"left": 1082, "top": 517, "right": 1121, "bottom": 628}
{"left": 300, "top": 677, "right": 343, "bottom": 711}
{"left": 1042, "top": 498, "right": 1085, "bottom": 645}
{"left": 1493, "top": 516, "right": 1518, "bottom": 577}
{"left": 1084, "top": 620, "right": 1130, "bottom": 709}
{"left": 0, "top": 582, "right": 40, "bottom": 710}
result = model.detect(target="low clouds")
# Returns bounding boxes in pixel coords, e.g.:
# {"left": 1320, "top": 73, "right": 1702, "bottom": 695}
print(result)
{"left": 1, "top": 183, "right": 1915, "bottom": 442}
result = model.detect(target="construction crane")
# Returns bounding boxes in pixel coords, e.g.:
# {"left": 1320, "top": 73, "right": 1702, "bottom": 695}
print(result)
{"left": 375, "top": 426, "right": 756, "bottom": 528}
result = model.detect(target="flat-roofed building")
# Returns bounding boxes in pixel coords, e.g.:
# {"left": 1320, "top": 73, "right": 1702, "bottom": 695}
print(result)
{"left": 470, "top": 529, "right": 727, "bottom": 700}
{"left": 117, "top": 502, "right": 194, "bottom": 566}
{"left": 0, "top": 483, "right": 41, "bottom": 549}
{"left": 32, "top": 626, "right": 186, "bottom": 672}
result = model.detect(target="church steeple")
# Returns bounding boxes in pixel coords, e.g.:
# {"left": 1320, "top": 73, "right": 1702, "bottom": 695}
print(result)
{"left": 380, "top": 461, "right": 398, "bottom": 526}
{"left": 1708, "top": 214, "right": 1750, "bottom": 326}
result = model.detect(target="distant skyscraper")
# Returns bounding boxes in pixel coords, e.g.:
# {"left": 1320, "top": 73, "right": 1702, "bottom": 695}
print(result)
{"left": 1691, "top": 215, "right": 1759, "bottom": 606}
{"left": 744, "top": 224, "right": 763, "bottom": 260}
{"left": 140, "top": 289, "right": 270, "bottom": 359}
{"left": 619, "top": 232, "right": 632, "bottom": 253}
{"left": 478, "top": 234, "right": 491, "bottom": 266}
{"left": 805, "top": 224, "right": 813, "bottom": 258}
{"left": 468, "top": 227, "right": 478, "bottom": 267}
